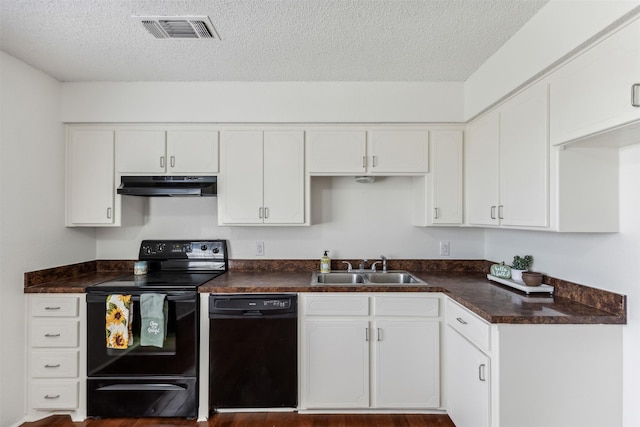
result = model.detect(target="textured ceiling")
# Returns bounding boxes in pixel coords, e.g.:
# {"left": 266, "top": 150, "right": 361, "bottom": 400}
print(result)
{"left": 0, "top": 0, "right": 548, "bottom": 82}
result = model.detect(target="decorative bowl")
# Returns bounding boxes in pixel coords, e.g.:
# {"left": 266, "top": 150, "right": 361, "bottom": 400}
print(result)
{"left": 521, "top": 271, "right": 543, "bottom": 287}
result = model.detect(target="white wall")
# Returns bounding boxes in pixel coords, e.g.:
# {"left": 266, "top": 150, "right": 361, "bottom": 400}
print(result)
{"left": 0, "top": 52, "right": 97, "bottom": 426}
{"left": 465, "top": 0, "right": 640, "bottom": 119}
{"left": 96, "top": 176, "right": 485, "bottom": 260}
{"left": 60, "top": 81, "right": 464, "bottom": 124}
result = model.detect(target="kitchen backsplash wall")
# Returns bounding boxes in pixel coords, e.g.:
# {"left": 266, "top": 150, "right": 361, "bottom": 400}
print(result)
{"left": 96, "top": 176, "right": 485, "bottom": 260}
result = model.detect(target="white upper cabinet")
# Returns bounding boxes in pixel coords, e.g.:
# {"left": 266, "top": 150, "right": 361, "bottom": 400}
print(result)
{"left": 67, "top": 129, "right": 115, "bottom": 226}
{"left": 167, "top": 131, "right": 219, "bottom": 174}
{"left": 116, "top": 129, "right": 219, "bottom": 174}
{"left": 498, "top": 82, "right": 549, "bottom": 228}
{"left": 429, "top": 130, "right": 464, "bottom": 225}
{"left": 550, "top": 17, "right": 640, "bottom": 147}
{"left": 307, "top": 131, "right": 367, "bottom": 173}
{"left": 465, "top": 111, "right": 500, "bottom": 227}
{"left": 307, "top": 130, "right": 428, "bottom": 175}
{"left": 466, "top": 82, "right": 549, "bottom": 229}
{"left": 368, "top": 131, "right": 429, "bottom": 173}
{"left": 219, "top": 130, "right": 306, "bottom": 225}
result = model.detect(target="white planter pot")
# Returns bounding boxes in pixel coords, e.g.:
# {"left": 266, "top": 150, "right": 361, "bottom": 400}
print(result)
{"left": 511, "top": 269, "right": 527, "bottom": 283}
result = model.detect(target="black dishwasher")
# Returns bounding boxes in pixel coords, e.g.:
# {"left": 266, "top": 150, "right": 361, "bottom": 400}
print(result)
{"left": 209, "top": 294, "right": 297, "bottom": 412}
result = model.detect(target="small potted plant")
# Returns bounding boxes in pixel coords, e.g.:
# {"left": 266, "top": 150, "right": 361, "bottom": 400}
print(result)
{"left": 510, "top": 255, "right": 533, "bottom": 283}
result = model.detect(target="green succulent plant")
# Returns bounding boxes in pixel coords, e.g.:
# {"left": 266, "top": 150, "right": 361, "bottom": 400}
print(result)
{"left": 511, "top": 255, "right": 533, "bottom": 270}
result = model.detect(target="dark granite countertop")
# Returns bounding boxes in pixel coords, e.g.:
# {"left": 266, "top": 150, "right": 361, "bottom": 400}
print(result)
{"left": 24, "top": 260, "right": 626, "bottom": 325}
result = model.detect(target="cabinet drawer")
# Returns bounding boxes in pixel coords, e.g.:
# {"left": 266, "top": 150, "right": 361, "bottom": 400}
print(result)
{"left": 303, "top": 294, "right": 369, "bottom": 316}
{"left": 30, "top": 295, "right": 79, "bottom": 317}
{"left": 373, "top": 295, "right": 439, "bottom": 317}
{"left": 30, "top": 351, "right": 79, "bottom": 378}
{"left": 30, "top": 381, "right": 78, "bottom": 409}
{"left": 446, "top": 299, "right": 490, "bottom": 352}
{"left": 30, "top": 320, "right": 79, "bottom": 348}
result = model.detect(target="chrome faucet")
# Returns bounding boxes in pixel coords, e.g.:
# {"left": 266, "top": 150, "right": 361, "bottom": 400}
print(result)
{"left": 358, "top": 259, "right": 368, "bottom": 271}
{"left": 370, "top": 261, "right": 381, "bottom": 272}
{"left": 342, "top": 261, "right": 353, "bottom": 272}
{"left": 380, "top": 255, "right": 387, "bottom": 272}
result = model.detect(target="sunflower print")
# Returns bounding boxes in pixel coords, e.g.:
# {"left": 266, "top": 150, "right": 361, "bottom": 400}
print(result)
{"left": 106, "top": 295, "right": 132, "bottom": 349}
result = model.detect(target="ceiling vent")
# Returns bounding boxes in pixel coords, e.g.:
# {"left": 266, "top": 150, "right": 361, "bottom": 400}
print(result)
{"left": 134, "top": 16, "right": 220, "bottom": 39}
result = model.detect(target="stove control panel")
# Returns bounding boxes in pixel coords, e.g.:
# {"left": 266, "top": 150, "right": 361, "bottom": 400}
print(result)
{"left": 139, "top": 240, "right": 227, "bottom": 260}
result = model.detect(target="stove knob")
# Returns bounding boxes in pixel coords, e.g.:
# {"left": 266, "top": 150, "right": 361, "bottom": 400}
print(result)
{"left": 212, "top": 247, "right": 220, "bottom": 254}
{"left": 200, "top": 245, "right": 208, "bottom": 251}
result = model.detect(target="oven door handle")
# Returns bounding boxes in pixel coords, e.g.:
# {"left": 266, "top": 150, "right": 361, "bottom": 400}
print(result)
{"left": 96, "top": 384, "right": 187, "bottom": 392}
{"left": 87, "top": 293, "right": 196, "bottom": 302}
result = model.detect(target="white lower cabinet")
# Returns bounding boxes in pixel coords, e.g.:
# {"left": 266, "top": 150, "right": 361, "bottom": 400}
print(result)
{"left": 26, "top": 294, "right": 86, "bottom": 421}
{"left": 300, "top": 293, "right": 440, "bottom": 410}
{"left": 445, "top": 298, "right": 623, "bottom": 427}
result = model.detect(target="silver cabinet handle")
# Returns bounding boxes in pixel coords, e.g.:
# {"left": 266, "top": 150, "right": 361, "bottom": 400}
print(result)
{"left": 264, "top": 207, "right": 269, "bottom": 219}
{"left": 45, "top": 306, "right": 61, "bottom": 311}
{"left": 44, "top": 395, "right": 61, "bottom": 400}
{"left": 498, "top": 205, "right": 504, "bottom": 220}
{"left": 160, "top": 156, "right": 165, "bottom": 168}
{"left": 365, "top": 327, "right": 369, "bottom": 341}
{"left": 632, "top": 83, "right": 640, "bottom": 107}
{"left": 456, "top": 317, "right": 468, "bottom": 325}
{"left": 44, "top": 333, "right": 61, "bottom": 338}
{"left": 434, "top": 208, "right": 440, "bottom": 219}
{"left": 372, "top": 155, "right": 377, "bottom": 167}
{"left": 362, "top": 156, "right": 367, "bottom": 168}
{"left": 377, "top": 328, "right": 383, "bottom": 341}
{"left": 490, "top": 206, "right": 496, "bottom": 219}
{"left": 106, "top": 207, "right": 112, "bottom": 219}
{"left": 170, "top": 155, "right": 175, "bottom": 167}
{"left": 44, "top": 364, "right": 61, "bottom": 368}
{"left": 479, "top": 364, "right": 487, "bottom": 381}
{"left": 258, "top": 207, "right": 264, "bottom": 219}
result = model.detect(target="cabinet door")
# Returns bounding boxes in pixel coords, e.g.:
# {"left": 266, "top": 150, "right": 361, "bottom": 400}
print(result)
{"left": 302, "top": 320, "right": 369, "bottom": 408}
{"left": 465, "top": 112, "right": 500, "bottom": 226}
{"left": 430, "top": 131, "right": 463, "bottom": 224}
{"left": 446, "top": 326, "right": 490, "bottom": 427}
{"left": 219, "top": 131, "right": 264, "bottom": 224}
{"left": 167, "top": 130, "right": 219, "bottom": 174}
{"left": 263, "top": 131, "right": 305, "bottom": 224}
{"left": 550, "top": 18, "right": 640, "bottom": 145}
{"left": 499, "top": 82, "right": 549, "bottom": 227}
{"left": 306, "top": 131, "right": 367, "bottom": 173}
{"left": 116, "top": 130, "right": 166, "bottom": 173}
{"left": 368, "top": 131, "right": 429, "bottom": 173}
{"left": 67, "top": 130, "right": 115, "bottom": 225}
{"left": 374, "top": 320, "right": 440, "bottom": 408}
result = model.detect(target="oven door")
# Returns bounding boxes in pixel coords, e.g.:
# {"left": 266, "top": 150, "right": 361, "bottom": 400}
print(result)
{"left": 86, "top": 291, "right": 198, "bottom": 377}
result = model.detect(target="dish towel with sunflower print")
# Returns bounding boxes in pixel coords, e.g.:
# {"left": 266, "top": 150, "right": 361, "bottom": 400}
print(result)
{"left": 140, "top": 293, "right": 167, "bottom": 348}
{"left": 106, "top": 294, "right": 132, "bottom": 349}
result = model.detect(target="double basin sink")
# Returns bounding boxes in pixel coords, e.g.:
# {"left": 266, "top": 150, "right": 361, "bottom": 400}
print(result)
{"left": 312, "top": 270, "right": 425, "bottom": 286}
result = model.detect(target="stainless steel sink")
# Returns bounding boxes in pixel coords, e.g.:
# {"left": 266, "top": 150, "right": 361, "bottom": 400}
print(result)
{"left": 315, "top": 272, "right": 366, "bottom": 284}
{"left": 312, "top": 270, "right": 425, "bottom": 285}
{"left": 366, "top": 272, "right": 421, "bottom": 283}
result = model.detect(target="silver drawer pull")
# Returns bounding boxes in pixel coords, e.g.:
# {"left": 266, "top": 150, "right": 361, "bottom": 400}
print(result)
{"left": 479, "top": 364, "right": 487, "bottom": 381}
{"left": 45, "top": 306, "right": 61, "bottom": 311}
{"left": 44, "top": 364, "right": 61, "bottom": 368}
{"left": 456, "top": 317, "right": 468, "bottom": 325}
{"left": 632, "top": 83, "right": 640, "bottom": 107}
{"left": 44, "top": 333, "right": 61, "bottom": 338}
{"left": 44, "top": 395, "right": 60, "bottom": 400}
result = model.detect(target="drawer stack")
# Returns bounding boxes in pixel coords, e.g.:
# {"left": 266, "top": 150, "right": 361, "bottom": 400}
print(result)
{"left": 27, "top": 294, "right": 83, "bottom": 418}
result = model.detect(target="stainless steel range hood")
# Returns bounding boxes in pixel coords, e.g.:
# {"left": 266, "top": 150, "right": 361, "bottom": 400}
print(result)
{"left": 117, "top": 176, "right": 217, "bottom": 197}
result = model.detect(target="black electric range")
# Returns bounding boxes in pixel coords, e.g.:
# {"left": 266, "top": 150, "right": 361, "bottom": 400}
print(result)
{"left": 85, "top": 239, "right": 228, "bottom": 418}
{"left": 88, "top": 239, "right": 228, "bottom": 292}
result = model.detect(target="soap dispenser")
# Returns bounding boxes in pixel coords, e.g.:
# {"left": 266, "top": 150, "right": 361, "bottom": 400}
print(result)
{"left": 320, "top": 250, "right": 331, "bottom": 273}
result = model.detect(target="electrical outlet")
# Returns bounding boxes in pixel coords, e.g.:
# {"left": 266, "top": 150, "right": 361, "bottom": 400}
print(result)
{"left": 439, "top": 241, "right": 450, "bottom": 257}
{"left": 255, "top": 241, "right": 265, "bottom": 256}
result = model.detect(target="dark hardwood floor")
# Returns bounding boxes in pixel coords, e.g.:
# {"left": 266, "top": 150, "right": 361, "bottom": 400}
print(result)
{"left": 22, "top": 413, "right": 456, "bottom": 427}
